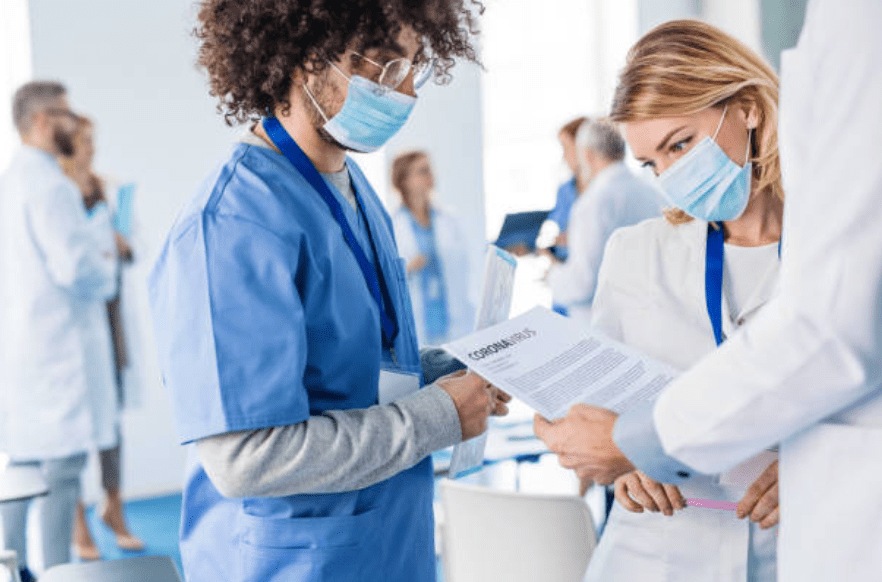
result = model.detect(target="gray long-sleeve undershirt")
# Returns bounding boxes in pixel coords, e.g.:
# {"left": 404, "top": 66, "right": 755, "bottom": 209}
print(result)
{"left": 197, "top": 384, "right": 461, "bottom": 498}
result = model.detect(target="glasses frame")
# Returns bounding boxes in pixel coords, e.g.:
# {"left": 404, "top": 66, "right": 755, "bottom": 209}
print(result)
{"left": 351, "top": 51, "right": 435, "bottom": 92}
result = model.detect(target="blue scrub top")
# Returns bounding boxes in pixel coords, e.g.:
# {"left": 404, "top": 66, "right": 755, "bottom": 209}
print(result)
{"left": 149, "top": 142, "right": 435, "bottom": 582}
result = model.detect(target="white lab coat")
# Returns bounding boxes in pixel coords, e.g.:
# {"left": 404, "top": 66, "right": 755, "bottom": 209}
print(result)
{"left": 546, "top": 162, "right": 662, "bottom": 326}
{"left": 78, "top": 202, "right": 121, "bottom": 449}
{"left": 392, "top": 205, "right": 475, "bottom": 345}
{"left": 646, "top": 1, "right": 882, "bottom": 580}
{"left": 0, "top": 147, "right": 117, "bottom": 461}
{"left": 585, "top": 217, "right": 778, "bottom": 581}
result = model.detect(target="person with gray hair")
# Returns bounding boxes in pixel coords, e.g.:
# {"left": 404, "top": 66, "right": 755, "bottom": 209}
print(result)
{"left": 545, "top": 117, "right": 663, "bottom": 326}
{"left": 0, "top": 81, "right": 117, "bottom": 581}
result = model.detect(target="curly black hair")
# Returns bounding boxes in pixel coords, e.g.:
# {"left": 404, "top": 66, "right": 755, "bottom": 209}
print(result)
{"left": 195, "top": 0, "right": 482, "bottom": 125}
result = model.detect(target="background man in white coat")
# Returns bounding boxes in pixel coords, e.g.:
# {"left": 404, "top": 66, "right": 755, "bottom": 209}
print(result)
{"left": 0, "top": 81, "right": 117, "bottom": 581}
{"left": 535, "top": 1, "right": 882, "bottom": 580}
{"left": 545, "top": 119, "right": 662, "bottom": 325}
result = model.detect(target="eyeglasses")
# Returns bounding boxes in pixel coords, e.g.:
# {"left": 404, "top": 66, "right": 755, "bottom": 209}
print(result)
{"left": 351, "top": 51, "right": 435, "bottom": 92}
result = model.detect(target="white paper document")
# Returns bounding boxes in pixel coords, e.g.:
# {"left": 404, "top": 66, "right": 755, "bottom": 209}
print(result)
{"left": 448, "top": 246, "right": 517, "bottom": 478}
{"left": 443, "top": 306, "right": 679, "bottom": 420}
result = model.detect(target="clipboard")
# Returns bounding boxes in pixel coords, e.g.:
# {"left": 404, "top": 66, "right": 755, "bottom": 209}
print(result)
{"left": 493, "top": 210, "right": 550, "bottom": 252}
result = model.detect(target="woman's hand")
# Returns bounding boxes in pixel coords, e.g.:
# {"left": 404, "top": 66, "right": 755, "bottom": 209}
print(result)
{"left": 114, "top": 232, "right": 134, "bottom": 262}
{"left": 736, "top": 460, "right": 779, "bottom": 529}
{"left": 614, "top": 470, "right": 686, "bottom": 516}
{"left": 406, "top": 254, "right": 428, "bottom": 274}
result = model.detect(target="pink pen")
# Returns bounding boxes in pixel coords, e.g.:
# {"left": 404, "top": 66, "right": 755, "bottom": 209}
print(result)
{"left": 686, "top": 498, "right": 738, "bottom": 511}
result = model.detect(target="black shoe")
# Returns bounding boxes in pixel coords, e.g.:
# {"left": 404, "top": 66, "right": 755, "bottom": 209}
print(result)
{"left": 19, "top": 567, "right": 36, "bottom": 582}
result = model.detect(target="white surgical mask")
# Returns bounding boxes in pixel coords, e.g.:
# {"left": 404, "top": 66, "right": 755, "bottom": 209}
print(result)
{"left": 659, "top": 105, "right": 753, "bottom": 222}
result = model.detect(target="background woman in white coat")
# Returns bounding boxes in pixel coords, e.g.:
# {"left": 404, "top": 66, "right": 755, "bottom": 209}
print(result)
{"left": 583, "top": 21, "right": 783, "bottom": 581}
{"left": 60, "top": 115, "right": 144, "bottom": 559}
{"left": 391, "top": 151, "right": 475, "bottom": 345}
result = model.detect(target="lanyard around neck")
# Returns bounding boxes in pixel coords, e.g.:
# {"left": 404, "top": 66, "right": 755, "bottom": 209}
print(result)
{"left": 705, "top": 222, "right": 781, "bottom": 346}
{"left": 263, "top": 116, "right": 399, "bottom": 349}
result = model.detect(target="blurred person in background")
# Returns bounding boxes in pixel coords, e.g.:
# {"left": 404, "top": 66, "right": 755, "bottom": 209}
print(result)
{"left": 60, "top": 115, "right": 144, "bottom": 560}
{"left": 544, "top": 118, "right": 662, "bottom": 326}
{"left": 541, "top": 116, "right": 589, "bottom": 260}
{"left": 391, "top": 151, "right": 475, "bottom": 345}
{"left": 0, "top": 81, "right": 117, "bottom": 582}
{"left": 506, "top": 117, "right": 588, "bottom": 260}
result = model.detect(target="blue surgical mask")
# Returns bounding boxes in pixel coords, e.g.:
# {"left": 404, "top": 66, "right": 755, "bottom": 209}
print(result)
{"left": 303, "top": 63, "right": 416, "bottom": 153}
{"left": 659, "top": 105, "right": 753, "bottom": 222}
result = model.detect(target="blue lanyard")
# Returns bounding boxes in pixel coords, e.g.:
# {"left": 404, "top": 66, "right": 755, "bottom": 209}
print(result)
{"left": 704, "top": 222, "right": 781, "bottom": 347}
{"left": 263, "top": 116, "right": 399, "bottom": 349}
{"left": 705, "top": 224, "right": 726, "bottom": 346}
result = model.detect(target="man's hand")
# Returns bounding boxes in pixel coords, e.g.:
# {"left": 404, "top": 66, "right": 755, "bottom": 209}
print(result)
{"left": 615, "top": 470, "right": 685, "bottom": 516}
{"left": 533, "top": 404, "right": 634, "bottom": 485}
{"left": 736, "top": 460, "right": 779, "bottom": 529}
{"left": 437, "top": 371, "right": 508, "bottom": 441}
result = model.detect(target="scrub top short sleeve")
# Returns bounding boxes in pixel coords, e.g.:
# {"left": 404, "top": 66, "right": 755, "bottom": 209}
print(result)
{"left": 150, "top": 208, "right": 309, "bottom": 443}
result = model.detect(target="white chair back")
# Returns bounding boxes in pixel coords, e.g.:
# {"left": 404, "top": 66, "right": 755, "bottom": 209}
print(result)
{"left": 0, "top": 549, "right": 22, "bottom": 582}
{"left": 440, "top": 480, "right": 596, "bottom": 582}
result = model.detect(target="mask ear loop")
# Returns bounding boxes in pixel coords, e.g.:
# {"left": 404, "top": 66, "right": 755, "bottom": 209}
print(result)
{"left": 713, "top": 103, "right": 753, "bottom": 167}
{"left": 712, "top": 103, "right": 729, "bottom": 141}
{"left": 301, "top": 62, "right": 354, "bottom": 123}
{"left": 301, "top": 83, "right": 330, "bottom": 123}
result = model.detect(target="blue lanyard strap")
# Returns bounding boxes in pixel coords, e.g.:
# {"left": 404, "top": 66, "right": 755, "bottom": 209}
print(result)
{"left": 263, "top": 116, "right": 399, "bottom": 349}
{"left": 705, "top": 222, "right": 782, "bottom": 347}
{"left": 705, "top": 223, "right": 726, "bottom": 347}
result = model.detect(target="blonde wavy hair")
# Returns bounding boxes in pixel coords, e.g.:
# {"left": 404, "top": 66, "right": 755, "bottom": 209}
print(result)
{"left": 610, "top": 20, "right": 782, "bottom": 224}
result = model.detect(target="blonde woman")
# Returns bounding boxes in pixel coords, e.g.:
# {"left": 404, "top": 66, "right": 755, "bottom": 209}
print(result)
{"left": 583, "top": 20, "right": 783, "bottom": 581}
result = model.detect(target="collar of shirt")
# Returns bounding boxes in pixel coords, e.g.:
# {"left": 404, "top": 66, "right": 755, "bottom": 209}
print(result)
{"left": 19, "top": 144, "right": 60, "bottom": 168}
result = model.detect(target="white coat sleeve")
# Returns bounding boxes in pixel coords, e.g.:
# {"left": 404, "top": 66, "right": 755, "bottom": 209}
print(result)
{"left": 546, "top": 192, "right": 613, "bottom": 306}
{"left": 27, "top": 181, "right": 117, "bottom": 300}
{"left": 616, "top": 0, "right": 882, "bottom": 477}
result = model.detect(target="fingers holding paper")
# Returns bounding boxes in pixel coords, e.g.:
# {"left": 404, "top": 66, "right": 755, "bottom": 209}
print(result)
{"left": 493, "top": 389, "right": 512, "bottom": 416}
{"left": 438, "top": 372, "right": 509, "bottom": 440}
{"left": 533, "top": 404, "right": 634, "bottom": 485}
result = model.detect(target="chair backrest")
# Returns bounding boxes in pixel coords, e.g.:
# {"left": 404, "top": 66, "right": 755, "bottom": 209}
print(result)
{"left": 40, "top": 555, "right": 182, "bottom": 582}
{"left": 440, "top": 480, "right": 596, "bottom": 582}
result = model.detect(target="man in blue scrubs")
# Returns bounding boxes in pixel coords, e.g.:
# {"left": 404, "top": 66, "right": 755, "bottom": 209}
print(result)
{"left": 149, "top": 2, "right": 507, "bottom": 581}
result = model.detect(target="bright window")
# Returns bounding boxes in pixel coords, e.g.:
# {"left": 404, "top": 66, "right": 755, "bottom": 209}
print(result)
{"left": 0, "top": 0, "right": 32, "bottom": 168}
{"left": 480, "top": 0, "right": 638, "bottom": 240}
